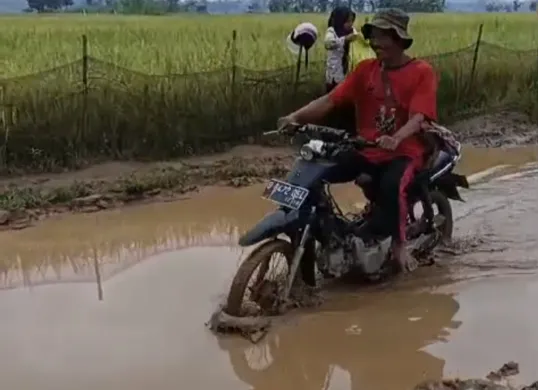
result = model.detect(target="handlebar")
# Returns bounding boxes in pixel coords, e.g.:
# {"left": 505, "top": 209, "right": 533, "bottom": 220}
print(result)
{"left": 263, "top": 123, "right": 345, "bottom": 138}
{"left": 264, "top": 123, "right": 377, "bottom": 149}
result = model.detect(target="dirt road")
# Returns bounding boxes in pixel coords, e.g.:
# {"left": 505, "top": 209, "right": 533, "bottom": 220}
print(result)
{"left": 0, "top": 148, "right": 537, "bottom": 389}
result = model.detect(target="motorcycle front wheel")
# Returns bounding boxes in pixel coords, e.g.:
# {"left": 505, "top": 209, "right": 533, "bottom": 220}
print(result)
{"left": 225, "top": 239, "right": 298, "bottom": 317}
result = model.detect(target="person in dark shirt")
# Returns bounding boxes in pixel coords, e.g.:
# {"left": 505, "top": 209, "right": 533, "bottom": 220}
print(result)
{"left": 278, "top": 9, "right": 438, "bottom": 273}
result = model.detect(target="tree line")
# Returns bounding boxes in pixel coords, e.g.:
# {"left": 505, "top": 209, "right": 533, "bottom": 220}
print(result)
{"left": 25, "top": 0, "right": 444, "bottom": 13}
{"left": 25, "top": 0, "right": 536, "bottom": 14}
{"left": 484, "top": 0, "right": 536, "bottom": 11}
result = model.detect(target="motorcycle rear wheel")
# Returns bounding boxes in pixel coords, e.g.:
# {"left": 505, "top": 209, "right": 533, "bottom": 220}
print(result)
{"left": 427, "top": 190, "right": 453, "bottom": 241}
{"left": 225, "top": 239, "right": 297, "bottom": 317}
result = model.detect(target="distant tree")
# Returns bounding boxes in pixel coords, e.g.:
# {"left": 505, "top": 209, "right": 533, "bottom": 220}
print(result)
{"left": 530, "top": 0, "right": 537, "bottom": 10}
{"left": 195, "top": 1, "right": 208, "bottom": 12}
{"left": 118, "top": 0, "right": 167, "bottom": 13}
{"left": 247, "top": 0, "right": 262, "bottom": 11}
{"left": 370, "top": 0, "right": 444, "bottom": 12}
{"left": 349, "top": 0, "right": 366, "bottom": 11}
{"left": 268, "top": 0, "right": 365, "bottom": 12}
{"left": 328, "top": 0, "right": 365, "bottom": 11}
{"left": 165, "top": 0, "right": 179, "bottom": 11}
{"left": 27, "top": 0, "right": 73, "bottom": 12}
{"left": 315, "top": 0, "right": 331, "bottom": 12}
{"left": 484, "top": 0, "right": 504, "bottom": 11}
{"left": 177, "top": 0, "right": 196, "bottom": 11}
{"left": 512, "top": 0, "right": 522, "bottom": 10}
{"left": 268, "top": 0, "right": 293, "bottom": 11}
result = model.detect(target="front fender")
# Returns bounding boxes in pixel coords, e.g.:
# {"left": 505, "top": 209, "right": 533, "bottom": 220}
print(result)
{"left": 238, "top": 209, "right": 301, "bottom": 247}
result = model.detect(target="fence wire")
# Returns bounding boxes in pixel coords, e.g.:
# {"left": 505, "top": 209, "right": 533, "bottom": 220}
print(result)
{"left": 0, "top": 40, "right": 536, "bottom": 172}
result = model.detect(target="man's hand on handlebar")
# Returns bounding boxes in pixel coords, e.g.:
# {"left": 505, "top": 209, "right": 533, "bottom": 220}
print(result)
{"left": 277, "top": 115, "right": 299, "bottom": 132}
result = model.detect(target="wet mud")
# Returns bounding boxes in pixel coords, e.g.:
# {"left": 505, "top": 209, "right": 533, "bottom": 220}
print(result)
{"left": 1, "top": 135, "right": 538, "bottom": 388}
{"left": 452, "top": 112, "right": 538, "bottom": 148}
{"left": 0, "top": 111, "right": 537, "bottom": 231}
{"left": 440, "top": 162, "right": 538, "bottom": 277}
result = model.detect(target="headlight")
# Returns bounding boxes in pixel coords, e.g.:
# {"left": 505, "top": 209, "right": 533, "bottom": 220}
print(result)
{"left": 300, "top": 145, "right": 314, "bottom": 161}
{"left": 299, "top": 139, "right": 325, "bottom": 161}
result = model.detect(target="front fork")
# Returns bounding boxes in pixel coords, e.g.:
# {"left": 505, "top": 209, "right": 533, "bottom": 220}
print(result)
{"left": 282, "top": 206, "right": 316, "bottom": 301}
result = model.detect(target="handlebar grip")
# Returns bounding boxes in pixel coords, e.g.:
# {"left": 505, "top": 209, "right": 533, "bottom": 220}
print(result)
{"left": 351, "top": 138, "right": 377, "bottom": 148}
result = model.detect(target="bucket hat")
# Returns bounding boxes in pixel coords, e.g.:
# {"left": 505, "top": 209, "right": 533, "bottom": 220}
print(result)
{"left": 361, "top": 8, "right": 413, "bottom": 49}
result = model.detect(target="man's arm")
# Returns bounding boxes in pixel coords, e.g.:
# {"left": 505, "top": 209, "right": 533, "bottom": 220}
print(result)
{"left": 393, "top": 62, "right": 438, "bottom": 144}
{"left": 288, "top": 64, "right": 364, "bottom": 124}
{"left": 289, "top": 94, "right": 335, "bottom": 124}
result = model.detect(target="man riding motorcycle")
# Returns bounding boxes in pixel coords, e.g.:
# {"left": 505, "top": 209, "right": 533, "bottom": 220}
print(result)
{"left": 278, "top": 8, "right": 438, "bottom": 273}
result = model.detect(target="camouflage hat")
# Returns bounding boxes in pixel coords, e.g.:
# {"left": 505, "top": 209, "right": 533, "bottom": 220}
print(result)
{"left": 361, "top": 8, "right": 413, "bottom": 49}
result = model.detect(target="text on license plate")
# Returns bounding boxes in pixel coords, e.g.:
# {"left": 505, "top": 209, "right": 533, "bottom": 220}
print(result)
{"left": 261, "top": 179, "right": 309, "bottom": 210}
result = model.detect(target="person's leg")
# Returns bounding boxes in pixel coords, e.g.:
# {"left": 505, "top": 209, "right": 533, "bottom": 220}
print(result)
{"left": 324, "top": 149, "right": 365, "bottom": 184}
{"left": 377, "top": 157, "right": 420, "bottom": 273}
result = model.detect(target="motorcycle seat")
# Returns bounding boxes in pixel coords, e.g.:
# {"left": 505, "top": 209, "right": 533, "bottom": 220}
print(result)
{"left": 354, "top": 148, "right": 458, "bottom": 188}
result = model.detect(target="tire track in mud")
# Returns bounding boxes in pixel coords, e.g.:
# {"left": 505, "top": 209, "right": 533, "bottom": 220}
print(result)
{"left": 440, "top": 164, "right": 538, "bottom": 275}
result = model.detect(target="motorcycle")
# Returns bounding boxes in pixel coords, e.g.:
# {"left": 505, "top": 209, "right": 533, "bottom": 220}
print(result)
{"left": 224, "top": 123, "right": 469, "bottom": 317}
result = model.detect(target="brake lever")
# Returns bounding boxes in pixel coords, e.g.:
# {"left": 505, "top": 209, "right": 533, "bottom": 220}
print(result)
{"left": 262, "top": 130, "right": 281, "bottom": 136}
{"left": 264, "top": 122, "right": 303, "bottom": 136}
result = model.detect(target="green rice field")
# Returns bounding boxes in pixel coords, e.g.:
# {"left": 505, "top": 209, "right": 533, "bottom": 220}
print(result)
{"left": 0, "top": 13, "right": 536, "bottom": 172}
{"left": 0, "top": 13, "right": 537, "bottom": 77}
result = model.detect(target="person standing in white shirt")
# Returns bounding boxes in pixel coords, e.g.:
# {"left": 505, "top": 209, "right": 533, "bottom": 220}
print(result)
{"left": 324, "top": 6, "right": 360, "bottom": 134}
{"left": 324, "top": 6, "right": 359, "bottom": 92}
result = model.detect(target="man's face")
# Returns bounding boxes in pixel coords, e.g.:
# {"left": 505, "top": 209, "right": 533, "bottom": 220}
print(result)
{"left": 369, "top": 26, "right": 402, "bottom": 61}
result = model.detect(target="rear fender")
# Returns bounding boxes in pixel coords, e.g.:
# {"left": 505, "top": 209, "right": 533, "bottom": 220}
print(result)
{"left": 433, "top": 172, "right": 469, "bottom": 202}
{"left": 238, "top": 209, "right": 302, "bottom": 247}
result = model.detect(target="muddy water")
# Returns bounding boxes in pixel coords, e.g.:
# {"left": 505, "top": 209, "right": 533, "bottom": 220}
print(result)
{"left": 0, "top": 145, "right": 538, "bottom": 389}
{"left": 456, "top": 145, "right": 538, "bottom": 176}
{"left": 0, "top": 145, "right": 536, "bottom": 290}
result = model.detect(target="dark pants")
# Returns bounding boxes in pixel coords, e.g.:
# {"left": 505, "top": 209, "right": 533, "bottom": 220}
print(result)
{"left": 325, "top": 151, "right": 418, "bottom": 243}
{"left": 325, "top": 82, "right": 355, "bottom": 136}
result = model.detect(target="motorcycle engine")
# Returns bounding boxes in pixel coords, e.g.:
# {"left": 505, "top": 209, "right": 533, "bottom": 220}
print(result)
{"left": 317, "top": 234, "right": 392, "bottom": 278}
{"left": 316, "top": 235, "right": 358, "bottom": 278}
{"left": 348, "top": 235, "right": 392, "bottom": 275}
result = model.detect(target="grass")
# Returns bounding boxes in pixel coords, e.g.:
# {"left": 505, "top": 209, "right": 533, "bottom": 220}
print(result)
{"left": 0, "top": 13, "right": 537, "bottom": 173}
{"left": 1, "top": 13, "right": 537, "bottom": 76}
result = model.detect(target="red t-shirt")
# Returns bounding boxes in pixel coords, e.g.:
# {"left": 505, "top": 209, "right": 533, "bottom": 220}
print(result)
{"left": 329, "top": 58, "right": 438, "bottom": 164}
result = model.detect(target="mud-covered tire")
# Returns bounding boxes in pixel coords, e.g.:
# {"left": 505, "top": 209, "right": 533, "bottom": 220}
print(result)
{"left": 225, "top": 239, "right": 294, "bottom": 317}
{"left": 430, "top": 190, "right": 453, "bottom": 242}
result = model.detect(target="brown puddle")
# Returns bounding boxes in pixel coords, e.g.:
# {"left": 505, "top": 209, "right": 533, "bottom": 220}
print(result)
{"left": 1, "top": 260, "right": 538, "bottom": 390}
{"left": 221, "top": 273, "right": 538, "bottom": 390}
{"left": 0, "top": 145, "right": 536, "bottom": 290}
{"left": 456, "top": 145, "right": 538, "bottom": 176}
{"left": 0, "top": 145, "right": 537, "bottom": 389}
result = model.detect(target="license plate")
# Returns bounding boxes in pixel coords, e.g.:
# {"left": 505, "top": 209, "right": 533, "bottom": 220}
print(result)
{"left": 262, "top": 179, "right": 309, "bottom": 210}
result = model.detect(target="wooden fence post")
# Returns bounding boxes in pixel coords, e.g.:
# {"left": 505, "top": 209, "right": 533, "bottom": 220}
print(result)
{"left": 468, "top": 23, "right": 484, "bottom": 92}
